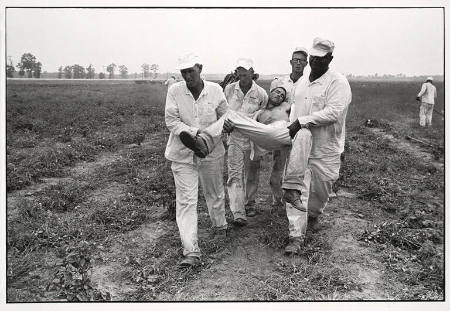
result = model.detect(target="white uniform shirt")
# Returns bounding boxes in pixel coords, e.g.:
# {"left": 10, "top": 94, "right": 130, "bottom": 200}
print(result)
{"left": 270, "top": 75, "right": 302, "bottom": 106}
{"left": 224, "top": 80, "right": 268, "bottom": 148}
{"left": 417, "top": 82, "right": 437, "bottom": 105}
{"left": 291, "top": 70, "right": 352, "bottom": 158}
{"left": 165, "top": 80, "right": 228, "bottom": 164}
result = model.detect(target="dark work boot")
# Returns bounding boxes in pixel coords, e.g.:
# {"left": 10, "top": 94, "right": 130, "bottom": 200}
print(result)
{"left": 283, "top": 189, "right": 306, "bottom": 212}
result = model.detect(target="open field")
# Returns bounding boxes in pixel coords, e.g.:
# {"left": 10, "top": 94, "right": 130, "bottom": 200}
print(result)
{"left": 6, "top": 78, "right": 444, "bottom": 301}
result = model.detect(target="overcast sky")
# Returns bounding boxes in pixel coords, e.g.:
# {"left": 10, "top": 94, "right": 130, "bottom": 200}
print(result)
{"left": 6, "top": 7, "right": 444, "bottom": 76}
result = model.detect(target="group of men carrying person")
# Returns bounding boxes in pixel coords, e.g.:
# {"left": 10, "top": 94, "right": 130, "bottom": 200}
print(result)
{"left": 164, "top": 37, "right": 352, "bottom": 267}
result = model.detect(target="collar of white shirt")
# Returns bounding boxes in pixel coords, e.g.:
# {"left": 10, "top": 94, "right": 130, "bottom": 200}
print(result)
{"left": 181, "top": 80, "right": 209, "bottom": 97}
{"left": 309, "top": 70, "right": 332, "bottom": 85}
{"left": 233, "top": 80, "right": 257, "bottom": 94}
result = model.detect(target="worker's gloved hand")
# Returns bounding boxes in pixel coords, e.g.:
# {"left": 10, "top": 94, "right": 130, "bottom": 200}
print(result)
{"left": 287, "top": 119, "right": 301, "bottom": 138}
{"left": 416, "top": 96, "right": 420, "bottom": 101}
{"left": 223, "top": 119, "right": 235, "bottom": 133}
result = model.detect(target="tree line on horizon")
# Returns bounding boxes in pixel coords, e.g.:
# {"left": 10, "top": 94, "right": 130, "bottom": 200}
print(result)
{"left": 6, "top": 53, "right": 160, "bottom": 80}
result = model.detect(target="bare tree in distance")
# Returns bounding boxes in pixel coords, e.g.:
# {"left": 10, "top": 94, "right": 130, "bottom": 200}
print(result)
{"left": 150, "top": 64, "right": 159, "bottom": 79}
{"left": 119, "top": 65, "right": 128, "bottom": 79}
{"left": 141, "top": 63, "right": 150, "bottom": 79}
{"left": 106, "top": 63, "right": 116, "bottom": 79}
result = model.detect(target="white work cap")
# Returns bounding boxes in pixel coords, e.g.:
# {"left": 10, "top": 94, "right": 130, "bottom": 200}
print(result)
{"left": 309, "top": 37, "right": 335, "bottom": 57}
{"left": 426, "top": 76, "right": 433, "bottom": 81}
{"left": 176, "top": 53, "right": 200, "bottom": 70}
{"left": 293, "top": 46, "right": 308, "bottom": 55}
{"left": 236, "top": 58, "right": 254, "bottom": 70}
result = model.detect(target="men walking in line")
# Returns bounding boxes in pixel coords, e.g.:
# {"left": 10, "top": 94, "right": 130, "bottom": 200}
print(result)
{"left": 416, "top": 77, "right": 437, "bottom": 127}
{"left": 282, "top": 38, "right": 352, "bottom": 254}
{"left": 224, "top": 58, "right": 268, "bottom": 223}
{"left": 164, "top": 53, "right": 229, "bottom": 267}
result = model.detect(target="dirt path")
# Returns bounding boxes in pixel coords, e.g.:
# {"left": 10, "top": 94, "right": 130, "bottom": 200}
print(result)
{"left": 368, "top": 127, "right": 443, "bottom": 171}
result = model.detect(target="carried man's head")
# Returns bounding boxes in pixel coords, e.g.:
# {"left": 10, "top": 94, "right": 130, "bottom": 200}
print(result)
{"left": 176, "top": 53, "right": 203, "bottom": 88}
{"left": 236, "top": 58, "right": 254, "bottom": 85}
{"left": 269, "top": 86, "right": 287, "bottom": 105}
{"left": 426, "top": 76, "right": 433, "bottom": 83}
{"left": 290, "top": 47, "right": 308, "bottom": 74}
{"left": 309, "top": 37, "right": 334, "bottom": 74}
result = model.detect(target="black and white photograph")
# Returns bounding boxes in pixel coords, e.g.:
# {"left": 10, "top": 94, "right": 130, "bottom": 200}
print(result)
{"left": 1, "top": 0, "right": 448, "bottom": 309}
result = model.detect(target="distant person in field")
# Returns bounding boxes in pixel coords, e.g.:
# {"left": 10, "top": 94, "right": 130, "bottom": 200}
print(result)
{"left": 164, "top": 53, "right": 229, "bottom": 268}
{"left": 282, "top": 37, "right": 352, "bottom": 255}
{"left": 164, "top": 75, "right": 178, "bottom": 88}
{"left": 416, "top": 77, "right": 437, "bottom": 127}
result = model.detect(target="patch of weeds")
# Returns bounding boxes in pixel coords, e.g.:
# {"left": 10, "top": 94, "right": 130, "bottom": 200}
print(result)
{"left": 125, "top": 224, "right": 219, "bottom": 301}
{"left": 363, "top": 118, "right": 392, "bottom": 131}
{"left": 360, "top": 221, "right": 422, "bottom": 250}
{"left": 126, "top": 162, "right": 176, "bottom": 220}
{"left": 37, "top": 181, "right": 93, "bottom": 212}
{"left": 254, "top": 259, "right": 361, "bottom": 300}
{"left": 90, "top": 199, "right": 153, "bottom": 233}
{"left": 11, "top": 130, "right": 41, "bottom": 148}
{"left": 258, "top": 213, "right": 289, "bottom": 249}
{"left": 337, "top": 126, "right": 442, "bottom": 215}
{"left": 360, "top": 220, "right": 444, "bottom": 296}
{"left": 95, "top": 157, "right": 139, "bottom": 183}
{"left": 7, "top": 141, "right": 98, "bottom": 192}
{"left": 91, "top": 134, "right": 119, "bottom": 151}
{"left": 6, "top": 162, "right": 33, "bottom": 191}
{"left": 48, "top": 242, "right": 111, "bottom": 301}
{"left": 8, "top": 200, "right": 46, "bottom": 253}
{"left": 7, "top": 249, "right": 37, "bottom": 287}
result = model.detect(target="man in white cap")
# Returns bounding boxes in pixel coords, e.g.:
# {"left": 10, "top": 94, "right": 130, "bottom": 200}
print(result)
{"left": 164, "top": 52, "right": 229, "bottom": 267}
{"left": 416, "top": 77, "right": 437, "bottom": 127}
{"left": 282, "top": 37, "right": 352, "bottom": 254}
{"left": 266, "top": 47, "right": 309, "bottom": 208}
{"left": 223, "top": 58, "right": 268, "bottom": 224}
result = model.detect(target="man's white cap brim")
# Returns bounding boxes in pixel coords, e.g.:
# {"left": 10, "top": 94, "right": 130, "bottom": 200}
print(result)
{"left": 236, "top": 58, "right": 254, "bottom": 70}
{"left": 293, "top": 47, "right": 308, "bottom": 55}
{"left": 309, "top": 48, "right": 328, "bottom": 57}
{"left": 176, "top": 53, "right": 200, "bottom": 70}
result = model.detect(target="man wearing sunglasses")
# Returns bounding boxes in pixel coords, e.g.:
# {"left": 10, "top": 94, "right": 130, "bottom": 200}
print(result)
{"left": 282, "top": 38, "right": 352, "bottom": 255}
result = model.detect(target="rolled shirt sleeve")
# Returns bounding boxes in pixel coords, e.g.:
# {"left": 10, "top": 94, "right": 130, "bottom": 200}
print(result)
{"left": 417, "top": 83, "right": 426, "bottom": 98}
